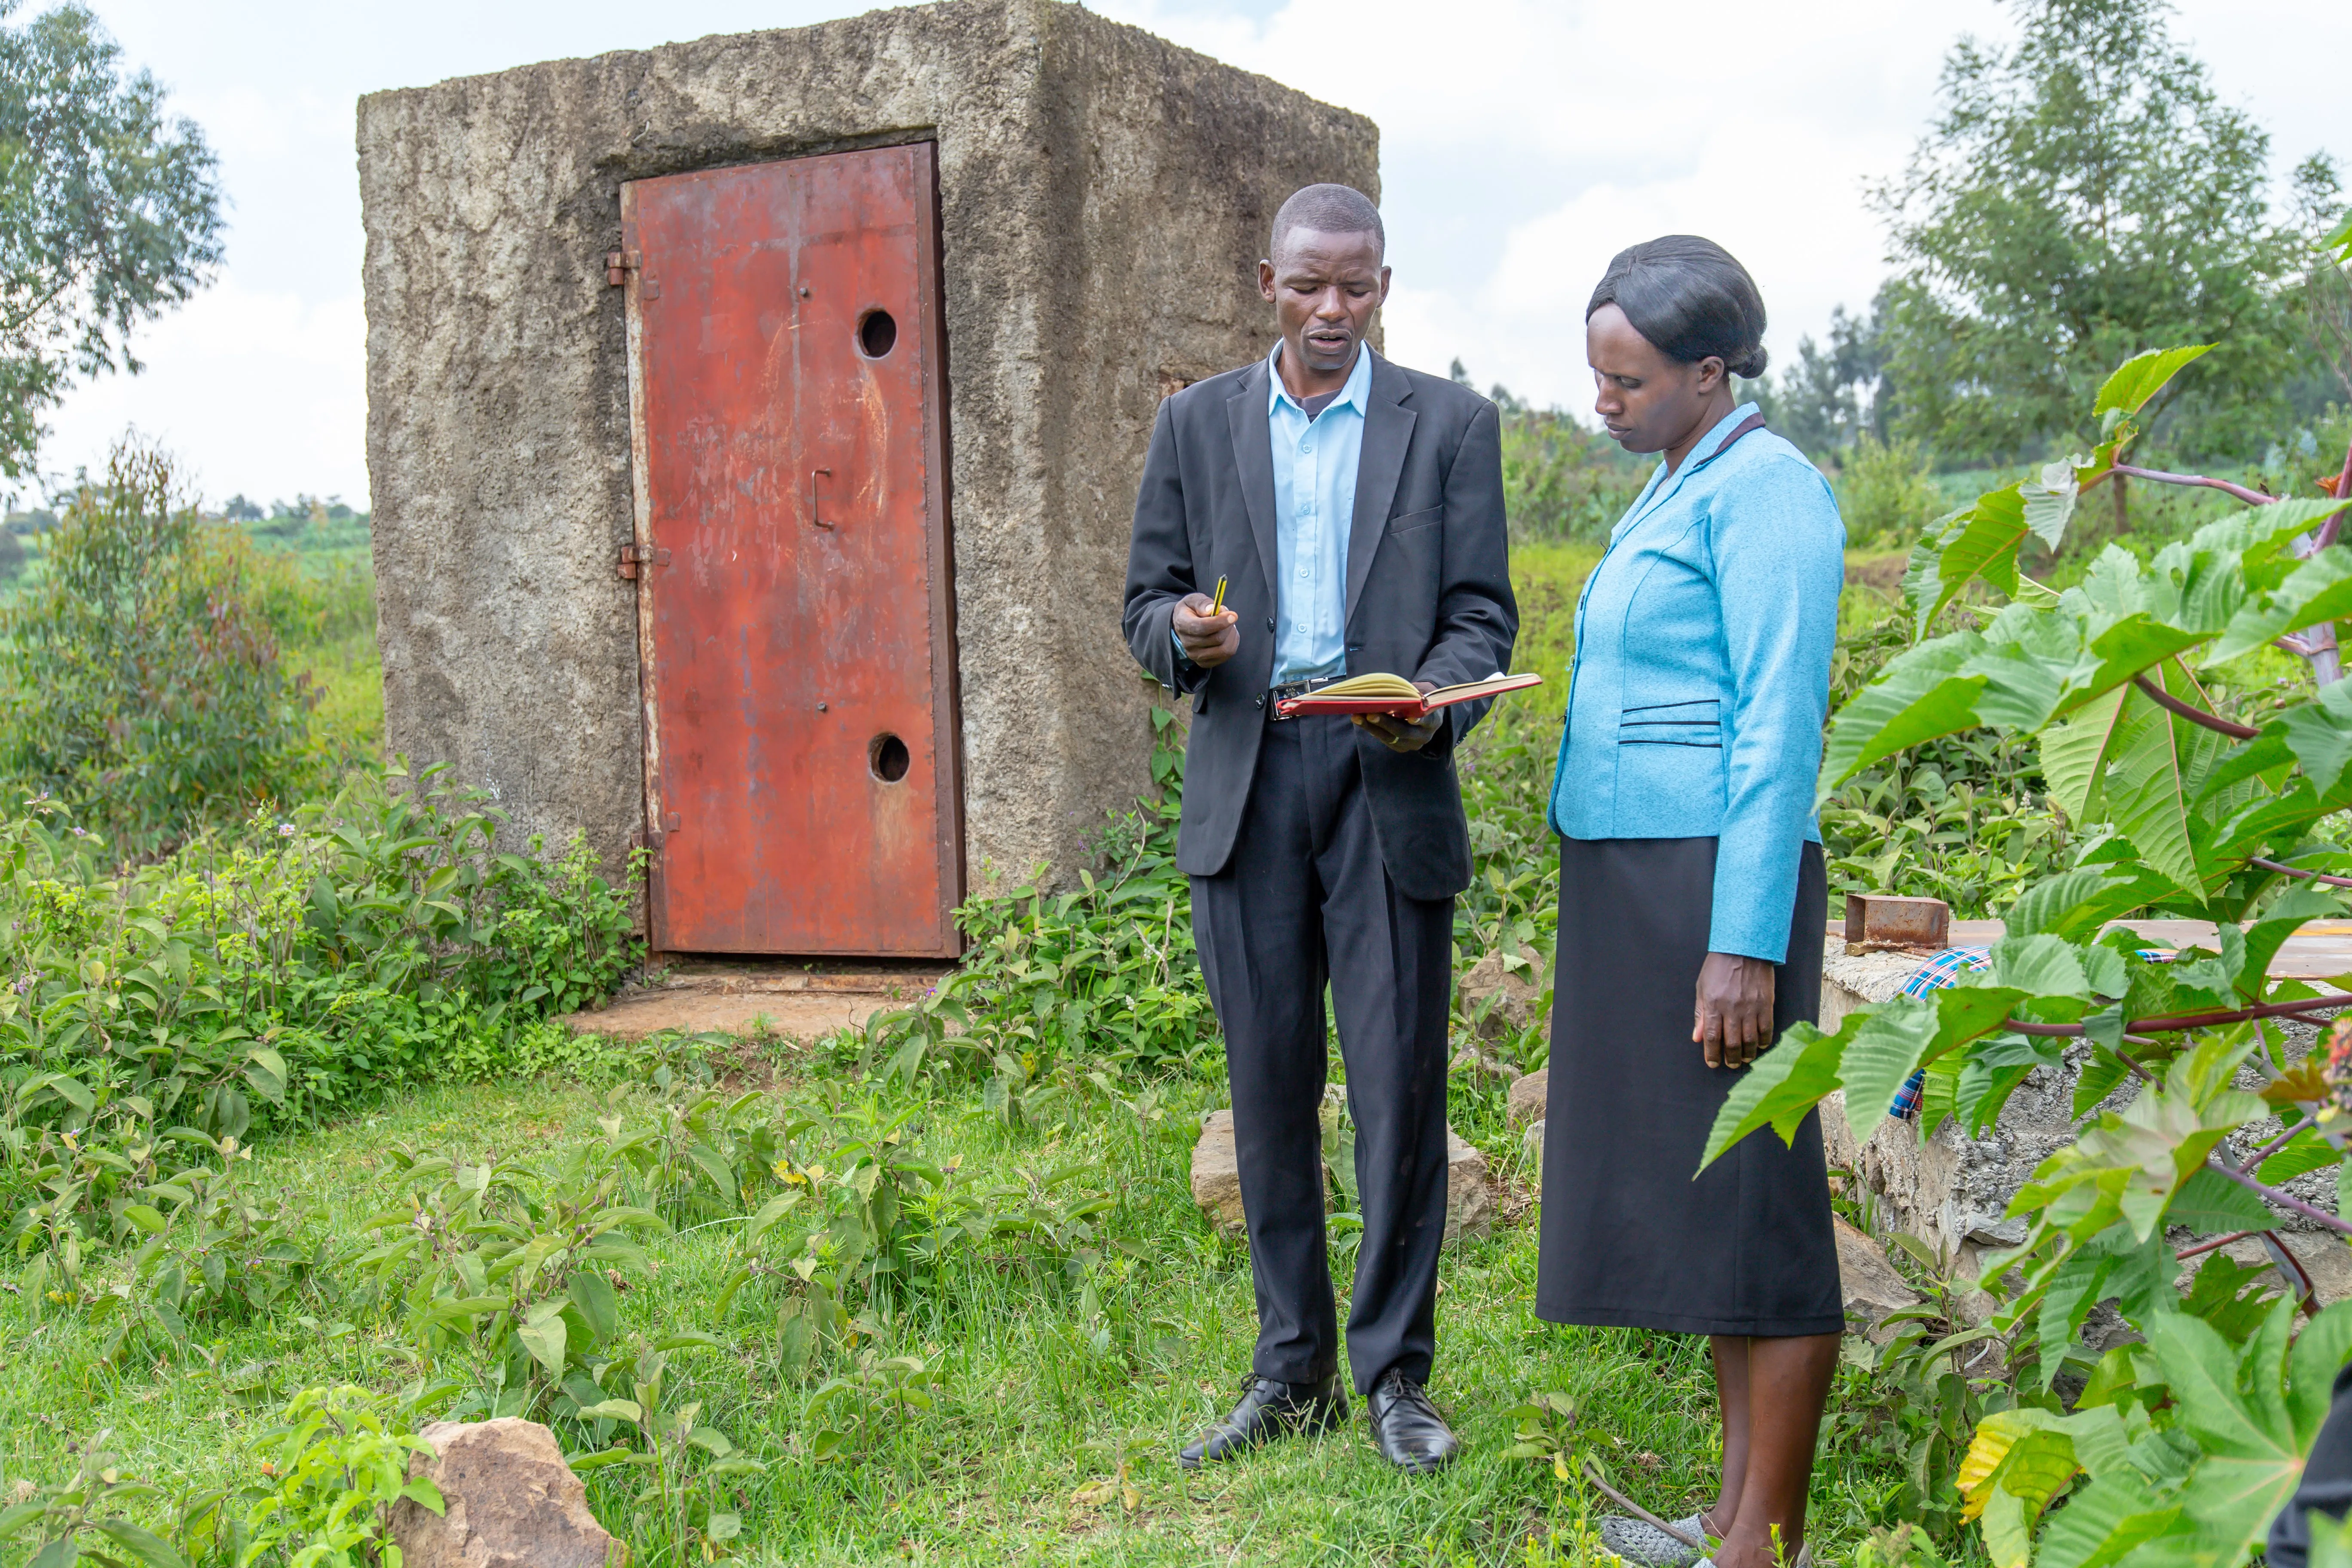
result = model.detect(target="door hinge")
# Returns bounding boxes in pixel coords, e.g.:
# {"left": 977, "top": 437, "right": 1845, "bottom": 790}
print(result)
{"left": 605, "top": 249, "right": 640, "bottom": 286}
{"left": 617, "top": 542, "right": 669, "bottom": 580}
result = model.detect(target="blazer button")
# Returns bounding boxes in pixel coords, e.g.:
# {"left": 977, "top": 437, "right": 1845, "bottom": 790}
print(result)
{"left": 1254, "top": 695, "right": 1265, "bottom": 708}
{"left": 1267, "top": 617, "right": 1277, "bottom": 632}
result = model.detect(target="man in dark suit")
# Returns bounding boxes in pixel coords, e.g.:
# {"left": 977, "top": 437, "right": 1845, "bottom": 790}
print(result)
{"left": 1123, "top": 184, "right": 1516, "bottom": 1473}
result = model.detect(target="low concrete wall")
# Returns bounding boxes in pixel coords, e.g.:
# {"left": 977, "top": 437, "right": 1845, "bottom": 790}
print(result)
{"left": 1821, "top": 948, "right": 2351, "bottom": 1303}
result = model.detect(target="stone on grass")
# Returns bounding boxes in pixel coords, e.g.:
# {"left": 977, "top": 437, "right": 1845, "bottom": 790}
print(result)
{"left": 389, "top": 1418, "right": 622, "bottom": 1568}
{"left": 1507, "top": 1069, "right": 1548, "bottom": 1129}
{"left": 1522, "top": 1118, "right": 1546, "bottom": 1177}
{"left": 1833, "top": 1216, "right": 1923, "bottom": 1341}
{"left": 1458, "top": 950, "right": 1548, "bottom": 1043}
{"left": 1189, "top": 1109, "right": 1493, "bottom": 1246}
{"left": 1191, "top": 1109, "right": 1247, "bottom": 1235}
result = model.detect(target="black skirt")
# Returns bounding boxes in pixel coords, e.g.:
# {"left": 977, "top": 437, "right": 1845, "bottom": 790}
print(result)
{"left": 1534, "top": 836, "right": 1842, "bottom": 1337}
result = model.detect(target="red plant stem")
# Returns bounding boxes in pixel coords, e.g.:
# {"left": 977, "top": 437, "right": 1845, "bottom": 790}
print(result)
{"left": 2109, "top": 462, "right": 2278, "bottom": 508}
{"left": 2262, "top": 1231, "right": 2321, "bottom": 1314}
{"left": 2131, "top": 674, "right": 2260, "bottom": 739}
{"left": 2176, "top": 1228, "right": 2262, "bottom": 1260}
{"left": 2252, "top": 857, "right": 2352, "bottom": 889}
{"left": 2001, "top": 993, "right": 2344, "bottom": 1040}
{"left": 2207, "top": 1160, "right": 2352, "bottom": 1236}
{"left": 2239, "top": 1120, "right": 2314, "bottom": 1174}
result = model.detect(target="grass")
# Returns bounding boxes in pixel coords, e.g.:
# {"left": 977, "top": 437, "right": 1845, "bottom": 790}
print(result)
{"left": 0, "top": 544, "right": 1932, "bottom": 1567}
{"left": 0, "top": 1050, "right": 1914, "bottom": 1567}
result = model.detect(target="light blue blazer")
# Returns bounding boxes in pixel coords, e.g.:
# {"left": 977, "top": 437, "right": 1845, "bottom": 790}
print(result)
{"left": 1547, "top": 403, "right": 1845, "bottom": 963}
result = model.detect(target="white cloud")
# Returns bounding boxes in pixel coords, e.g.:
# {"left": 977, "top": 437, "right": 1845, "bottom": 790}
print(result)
{"left": 37, "top": 282, "right": 366, "bottom": 510}
{"left": 37, "top": 0, "right": 2352, "bottom": 500}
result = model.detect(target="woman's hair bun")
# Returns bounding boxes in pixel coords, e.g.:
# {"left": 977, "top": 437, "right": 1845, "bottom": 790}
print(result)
{"left": 1587, "top": 236, "right": 1769, "bottom": 380}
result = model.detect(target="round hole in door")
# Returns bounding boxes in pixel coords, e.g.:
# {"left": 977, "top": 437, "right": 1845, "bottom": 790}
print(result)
{"left": 857, "top": 308, "right": 898, "bottom": 358}
{"left": 869, "top": 733, "right": 911, "bottom": 783}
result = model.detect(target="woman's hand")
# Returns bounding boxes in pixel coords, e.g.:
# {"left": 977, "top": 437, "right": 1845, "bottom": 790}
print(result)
{"left": 1694, "top": 952, "right": 1777, "bottom": 1069}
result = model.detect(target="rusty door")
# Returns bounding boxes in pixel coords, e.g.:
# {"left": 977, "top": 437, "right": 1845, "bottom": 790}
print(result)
{"left": 621, "top": 144, "right": 961, "bottom": 957}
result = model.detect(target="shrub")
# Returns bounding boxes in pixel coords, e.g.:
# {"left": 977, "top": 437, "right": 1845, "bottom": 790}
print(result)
{"left": 1, "top": 760, "right": 642, "bottom": 1308}
{"left": 1499, "top": 409, "right": 1651, "bottom": 543}
{"left": 1833, "top": 433, "right": 1948, "bottom": 550}
{"left": 1709, "top": 343, "right": 2352, "bottom": 1564}
{"left": 0, "top": 442, "right": 318, "bottom": 849}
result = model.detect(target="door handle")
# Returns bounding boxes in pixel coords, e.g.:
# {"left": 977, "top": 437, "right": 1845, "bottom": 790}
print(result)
{"left": 811, "top": 467, "right": 834, "bottom": 529}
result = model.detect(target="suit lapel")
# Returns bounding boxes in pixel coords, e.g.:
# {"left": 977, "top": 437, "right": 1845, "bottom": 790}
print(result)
{"left": 1346, "top": 352, "right": 1415, "bottom": 625}
{"left": 1225, "top": 362, "right": 1280, "bottom": 608}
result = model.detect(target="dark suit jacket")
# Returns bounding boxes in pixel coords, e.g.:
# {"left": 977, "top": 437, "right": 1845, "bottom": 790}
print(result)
{"left": 1122, "top": 350, "right": 1518, "bottom": 901}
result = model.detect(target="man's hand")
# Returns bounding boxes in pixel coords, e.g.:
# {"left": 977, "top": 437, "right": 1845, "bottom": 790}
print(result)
{"left": 1173, "top": 593, "right": 1239, "bottom": 668}
{"left": 1354, "top": 682, "right": 1443, "bottom": 753}
{"left": 1694, "top": 952, "right": 1777, "bottom": 1069}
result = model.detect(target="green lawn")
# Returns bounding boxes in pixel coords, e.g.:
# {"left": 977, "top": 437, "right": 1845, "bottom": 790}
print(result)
{"left": 0, "top": 543, "right": 1928, "bottom": 1567}
{"left": 0, "top": 1051, "right": 1914, "bottom": 1566}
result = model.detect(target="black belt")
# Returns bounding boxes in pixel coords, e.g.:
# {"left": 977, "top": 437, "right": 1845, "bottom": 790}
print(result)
{"left": 1267, "top": 673, "right": 1344, "bottom": 720}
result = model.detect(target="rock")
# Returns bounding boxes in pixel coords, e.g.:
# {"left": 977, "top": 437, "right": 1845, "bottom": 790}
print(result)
{"left": 1190, "top": 1109, "right": 1246, "bottom": 1235}
{"left": 1189, "top": 1108, "right": 1494, "bottom": 1246}
{"left": 1459, "top": 950, "right": 1549, "bottom": 1043}
{"left": 389, "top": 1418, "right": 622, "bottom": 1568}
{"left": 1834, "top": 1216, "right": 1922, "bottom": 1340}
{"left": 1450, "top": 1043, "right": 1513, "bottom": 1080}
{"left": 1507, "top": 1069, "right": 1549, "bottom": 1129}
{"left": 1446, "top": 1130, "right": 1494, "bottom": 1242}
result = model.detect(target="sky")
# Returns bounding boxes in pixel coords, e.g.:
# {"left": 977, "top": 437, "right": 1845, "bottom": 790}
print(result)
{"left": 27, "top": 0, "right": 2352, "bottom": 512}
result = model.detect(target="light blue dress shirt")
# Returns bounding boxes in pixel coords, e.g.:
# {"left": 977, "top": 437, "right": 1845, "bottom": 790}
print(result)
{"left": 1546, "top": 402, "right": 1846, "bottom": 962}
{"left": 1266, "top": 341, "right": 1372, "bottom": 683}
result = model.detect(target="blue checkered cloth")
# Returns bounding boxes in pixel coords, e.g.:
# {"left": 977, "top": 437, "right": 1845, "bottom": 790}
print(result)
{"left": 1877, "top": 942, "right": 2177, "bottom": 1120}
{"left": 1885, "top": 947, "right": 1991, "bottom": 1120}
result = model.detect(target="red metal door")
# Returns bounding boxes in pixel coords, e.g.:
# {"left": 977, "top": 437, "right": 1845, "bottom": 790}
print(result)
{"left": 622, "top": 144, "right": 961, "bottom": 957}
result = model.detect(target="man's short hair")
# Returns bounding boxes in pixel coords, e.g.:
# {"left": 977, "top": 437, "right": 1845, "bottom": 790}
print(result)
{"left": 1270, "top": 184, "right": 1384, "bottom": 259}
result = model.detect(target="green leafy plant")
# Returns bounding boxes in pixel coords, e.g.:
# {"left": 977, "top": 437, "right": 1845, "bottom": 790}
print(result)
{"left": 201, "top": 1385, "right": 444, "bottom": 1568}
{"left": 567, "top": 1338, "right": 763, "bottom": 1568}
{"left": 349, "top": 1133, "right": 665, "bottom": 1418}
{"left": 0, "top": 1431, "right": 199, "bottom": 1568}
{"left": 1703, "top": 343, "right": 2352, "bottom": 1565}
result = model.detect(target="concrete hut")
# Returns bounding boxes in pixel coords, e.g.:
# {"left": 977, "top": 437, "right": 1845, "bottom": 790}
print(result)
{"left": 357, "top": 0, "right": 1376, "bottom": 959}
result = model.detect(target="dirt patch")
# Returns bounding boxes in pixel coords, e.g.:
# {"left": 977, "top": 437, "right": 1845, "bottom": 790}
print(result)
{"left": 560, "top": 966, "right": 946, "bottom": 1042}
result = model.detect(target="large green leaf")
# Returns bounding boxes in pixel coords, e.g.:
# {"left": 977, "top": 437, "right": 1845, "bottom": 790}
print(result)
{"left": 2040, "top": 686, "right": 2129, "bottom": 821}
{"left": 2212, "top": 541, "right": 2352, "bottom": 665}
{"left": 2144, "top": 1298, "right": 2304, "bottom": 1562}
{"left": 2098, "top": 662, "right": 2232, "bottom": 899}
{"left": 1914, "top": 483, "right": 2028, "bottom": 634}
{"left": 1818, "top": 631, "right": 1988, "bottom": 796}
{"left": 2029, "top": 1472, "right": 2181, "bottom": 1568}
{"left": 2095, "top": 344, "right": 2214, "bottom": 418}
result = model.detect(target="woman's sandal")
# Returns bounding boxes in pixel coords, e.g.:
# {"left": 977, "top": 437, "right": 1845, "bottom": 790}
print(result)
{"left": 1596, "top": 1512, "right": 1709, "bottom": 1568}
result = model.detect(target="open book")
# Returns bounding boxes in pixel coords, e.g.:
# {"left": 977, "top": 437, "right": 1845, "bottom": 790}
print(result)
{"left": 1274, "top": 671, "right": 1544, "bottom": 719}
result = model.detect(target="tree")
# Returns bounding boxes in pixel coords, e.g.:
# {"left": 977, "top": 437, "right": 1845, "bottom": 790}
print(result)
{"left": 2292, "top": 153, "right": 2352, "bottom": 407}
{"left": 0, "top": 3, "right": 222, "bottom": 477}
{"left": 1874, "top": 0, "right": 2322, "bottom": 466}
{"left": 1776, "top": 293, "right": 1894, "bottom": 460}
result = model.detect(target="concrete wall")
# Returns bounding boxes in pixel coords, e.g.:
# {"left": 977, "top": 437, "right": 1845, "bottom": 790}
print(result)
{"left": 1819, "top": 954, "right": 2352, "bottom": 1304}
{"left": 357, "top": 0, "right": 1377, "bottom": 913}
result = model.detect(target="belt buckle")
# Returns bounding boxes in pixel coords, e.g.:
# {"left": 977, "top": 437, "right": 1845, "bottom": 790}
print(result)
{"left": 1268, "top": 673, "right": 1340, "bottom": 721}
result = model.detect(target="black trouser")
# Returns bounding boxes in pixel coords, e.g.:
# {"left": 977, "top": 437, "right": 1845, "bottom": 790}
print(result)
{"left": 1189, "top": 713, "right": 1455, "bottom": 1396}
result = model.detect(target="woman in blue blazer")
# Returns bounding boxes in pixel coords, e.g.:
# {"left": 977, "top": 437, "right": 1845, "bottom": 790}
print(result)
{"left": 1537, "top": 236, "right": 1845, "bottom": 1568}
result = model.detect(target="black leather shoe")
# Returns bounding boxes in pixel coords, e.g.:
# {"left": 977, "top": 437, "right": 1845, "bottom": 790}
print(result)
{"left": 1178, "top": 1373, "right": 1347, "bottom": 1468}
{"left": 1368, "top": 1367, "right": 1460, "bottom": 1473}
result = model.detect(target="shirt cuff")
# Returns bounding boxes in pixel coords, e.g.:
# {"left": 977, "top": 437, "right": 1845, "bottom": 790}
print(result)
{"left": 1171, "top": 625, "right": 1196, "bottom": 668}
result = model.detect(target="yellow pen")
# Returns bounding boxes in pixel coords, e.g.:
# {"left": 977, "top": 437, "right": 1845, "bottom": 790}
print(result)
{"left": 1211, "top": 575, "right": 1228, "bottom": 617}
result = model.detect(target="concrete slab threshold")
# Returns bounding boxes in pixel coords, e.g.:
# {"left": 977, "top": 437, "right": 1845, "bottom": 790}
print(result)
{"left": 558, "top": 962, "right": 949, "bottom": 1042}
